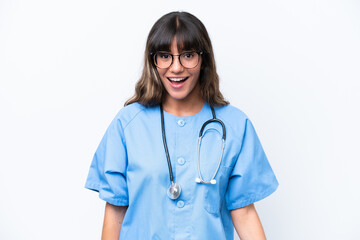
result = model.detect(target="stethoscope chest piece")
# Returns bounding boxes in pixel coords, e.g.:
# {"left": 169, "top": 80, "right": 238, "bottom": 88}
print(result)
{"left": 167, "top": 182, "right": 181, "bottom": 200}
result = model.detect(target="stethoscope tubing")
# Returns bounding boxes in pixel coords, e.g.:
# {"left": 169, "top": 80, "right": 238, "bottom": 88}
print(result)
{"left": 196, "top": 137, "right": 225, "bottom": 184}
{"left": 160, "top": 103, "right": 226, "bottom": 199}
{"left": 160, "top": 105, "right": 174, "bottom": 184}
{"left": 196, "top": 108, "right": 226, "bottom": 184}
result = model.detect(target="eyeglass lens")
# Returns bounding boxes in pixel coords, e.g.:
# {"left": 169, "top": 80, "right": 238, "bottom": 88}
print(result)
{"left": 154, "top": 52, "right": 200, "bottom": 69}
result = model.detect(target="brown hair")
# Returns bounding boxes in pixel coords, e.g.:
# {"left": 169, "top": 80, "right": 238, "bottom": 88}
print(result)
{"left": 124, "top": 11, "right": 229, "bottom": 107}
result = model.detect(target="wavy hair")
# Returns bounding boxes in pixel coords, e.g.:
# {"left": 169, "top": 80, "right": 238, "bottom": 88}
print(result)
{"left": 124, "top": 11, "right": 229, "bottom": 107}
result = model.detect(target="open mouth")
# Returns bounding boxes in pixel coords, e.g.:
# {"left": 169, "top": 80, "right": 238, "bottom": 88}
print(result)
{"left": 166, "top": 77, "right": 189, "bottom": 89}
{"left": 167, "top": 77, "right": 189, "bottom": 83}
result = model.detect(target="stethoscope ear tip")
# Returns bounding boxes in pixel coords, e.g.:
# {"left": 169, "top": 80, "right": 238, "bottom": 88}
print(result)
{"left": 195, "top": 178, "right": 217, "bottom": 184}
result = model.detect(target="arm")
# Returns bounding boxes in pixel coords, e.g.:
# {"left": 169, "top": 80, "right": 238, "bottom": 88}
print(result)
{"left": 101, "top": 202, "right": 128, "bottom": 240}
{"left": 230, "top": 203, "right": 266, "bottom": 240}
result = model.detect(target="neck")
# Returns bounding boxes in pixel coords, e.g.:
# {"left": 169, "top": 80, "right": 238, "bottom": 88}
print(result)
{"left": 162, "top": 92, "right": 204, "bottom": 117}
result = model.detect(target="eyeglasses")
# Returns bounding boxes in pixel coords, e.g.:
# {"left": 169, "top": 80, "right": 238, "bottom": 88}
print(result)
{"left": 152, "top": 51, "right": 203, "bottom": 69}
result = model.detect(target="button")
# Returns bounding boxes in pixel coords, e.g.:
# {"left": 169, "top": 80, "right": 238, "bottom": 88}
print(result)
{"left": 177, "top": 157, "right": 185, "bottom": 165}
{"left": 177, "top": 119, "right": 186, "bottom": 127}
{"left": 177, "top": 200, "right": 185, "bottom": 208}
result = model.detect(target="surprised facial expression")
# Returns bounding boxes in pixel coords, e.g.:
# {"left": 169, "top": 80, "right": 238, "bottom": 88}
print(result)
{"left": 156, "top": 38, "right": 202, "bottom": 104}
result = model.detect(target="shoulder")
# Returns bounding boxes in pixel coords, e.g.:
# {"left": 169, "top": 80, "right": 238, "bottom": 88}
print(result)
{"left": 215, "top": 103, "right": 249, "bottom": 124}
{"left": 113, "top": 102, "right": 155, "bottom": 130}
{"left": 212, "top": 103, "right": 255, "bottom": 139}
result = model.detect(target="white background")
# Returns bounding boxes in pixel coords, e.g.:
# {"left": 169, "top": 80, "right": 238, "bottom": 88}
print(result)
{"left": 1, "top": 0, "right": 359, "bottom": 239}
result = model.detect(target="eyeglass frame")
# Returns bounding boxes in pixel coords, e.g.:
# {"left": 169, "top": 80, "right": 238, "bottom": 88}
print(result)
{"left": 151, "top": 51, "right": 203, "bottom": 69}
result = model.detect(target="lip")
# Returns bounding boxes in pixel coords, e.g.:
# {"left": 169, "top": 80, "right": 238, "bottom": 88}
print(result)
{"left": 167, "top": 77, "right": 189, "bottom": 89}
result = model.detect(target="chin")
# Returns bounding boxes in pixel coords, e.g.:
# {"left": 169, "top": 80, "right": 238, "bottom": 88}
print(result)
{"left": 168, "top": 93, "right": 188, "bottom": 101}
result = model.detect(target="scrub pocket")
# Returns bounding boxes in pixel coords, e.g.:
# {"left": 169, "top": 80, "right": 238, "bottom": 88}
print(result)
{"left": 204, "top": 166, "right": 232, "bottom": 215}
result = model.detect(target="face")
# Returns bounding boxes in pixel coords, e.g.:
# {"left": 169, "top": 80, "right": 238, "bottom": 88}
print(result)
{"left": 156, "top": 37, "right": 202, "bottom": 104}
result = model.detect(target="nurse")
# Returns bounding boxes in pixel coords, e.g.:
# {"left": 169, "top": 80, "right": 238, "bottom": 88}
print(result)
{"left": 85, "top": 11, "right": 279, "bottom": 240}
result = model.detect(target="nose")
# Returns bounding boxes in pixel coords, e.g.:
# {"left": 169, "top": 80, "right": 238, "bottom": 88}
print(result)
{"left": 169, "top": 55, "right": 184, "bottom": 73}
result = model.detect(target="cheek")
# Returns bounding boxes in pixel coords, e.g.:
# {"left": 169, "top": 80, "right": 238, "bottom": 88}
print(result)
{"left": 157, "top": 69, "right": 167, "bottom": 81}
{"left": 192, "top": 61, "right": 202, "bottom": 79}
{"left": 190, "top": 68, "right": 201, "bottom": 82}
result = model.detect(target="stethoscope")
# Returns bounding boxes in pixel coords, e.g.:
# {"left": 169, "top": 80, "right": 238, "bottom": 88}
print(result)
{"left": 160, "top": 104, "right": 226, "bottom": 200}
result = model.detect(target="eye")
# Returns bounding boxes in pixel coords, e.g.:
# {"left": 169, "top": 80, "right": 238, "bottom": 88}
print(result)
{"left": 158, "top": 53, "right": 171, "bottom": 59}
{"left": 182, "top": 52, "right": 195, "bottom": 59}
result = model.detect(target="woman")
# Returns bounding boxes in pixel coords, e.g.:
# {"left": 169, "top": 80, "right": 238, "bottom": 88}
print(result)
{"left": 85, "top": 11, "right": 279, "bottom": 240}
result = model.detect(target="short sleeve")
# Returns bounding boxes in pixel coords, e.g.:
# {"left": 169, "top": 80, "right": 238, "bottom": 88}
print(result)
{"left": 84, "top": 115, "right": 129, "bottom": 206}
{"left": 226, "top": 118, "right": 279, "bottom": 210}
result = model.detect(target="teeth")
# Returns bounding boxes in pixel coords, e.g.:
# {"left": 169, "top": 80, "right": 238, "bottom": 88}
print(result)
{"left": 168, "top": 77, "right": 186, "bottom": 82}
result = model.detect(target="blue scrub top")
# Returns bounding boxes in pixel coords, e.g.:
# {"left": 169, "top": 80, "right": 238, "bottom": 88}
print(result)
{"left": 85, "top": 101, "right": 279, "bottom": 240}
